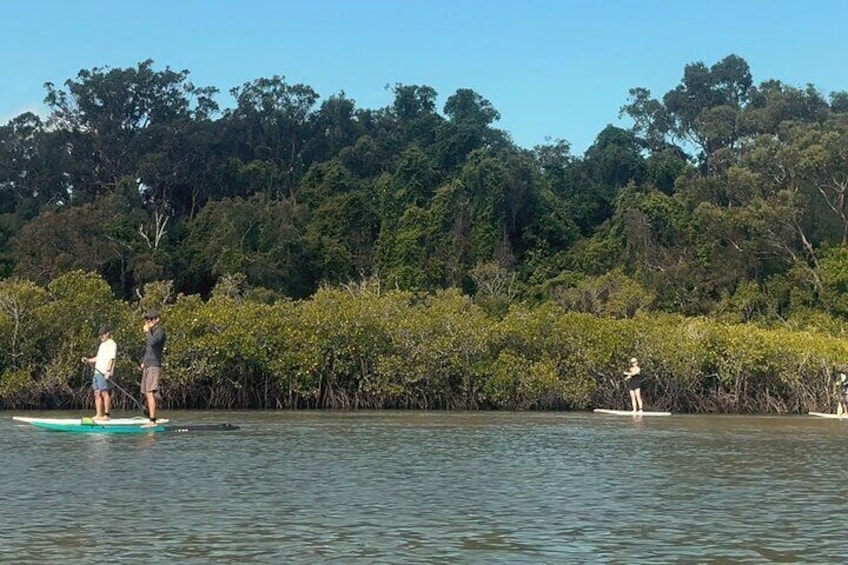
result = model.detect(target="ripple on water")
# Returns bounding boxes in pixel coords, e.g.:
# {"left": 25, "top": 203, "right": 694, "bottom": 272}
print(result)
{"left": 2, "top": 411, "right": 847, "bottom": 563}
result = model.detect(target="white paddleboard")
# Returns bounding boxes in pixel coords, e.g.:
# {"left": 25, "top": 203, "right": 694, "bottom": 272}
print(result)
{"left": 593, "top": 408, "right": 671, "bottom": 417}
{"left": 13, "top": 416, "right": 169, "bottom": 426}
{"left": 808, "top": 412, "right": 848, "bottom": 419}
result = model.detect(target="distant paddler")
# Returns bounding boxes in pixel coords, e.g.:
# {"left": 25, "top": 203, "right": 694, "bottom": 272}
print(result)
{"left": 838, "top": 371, "right": 848, "bottom": 417}
{"left": 624, "top": 357, "right": 643, "bottom": 413}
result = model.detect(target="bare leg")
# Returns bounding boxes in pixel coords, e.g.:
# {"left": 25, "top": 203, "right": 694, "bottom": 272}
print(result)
{"left": 629, "top": 390, "right": 638, "bottom": 412}
{"left": 94, "top": 391, "right": 104, "bottom": 418}
{"left": 103, "top": 390, "right": 111, "bottom": 417}
{"left": 635, "top": 389, "right": 644, "bottom": 411}
{"left": 146, "top": 391, "right": 156, "bottom": 421}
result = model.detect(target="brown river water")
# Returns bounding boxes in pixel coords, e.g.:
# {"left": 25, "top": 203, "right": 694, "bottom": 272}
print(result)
{"left": 2, "top": 410, "right": 845, "bottom": 563}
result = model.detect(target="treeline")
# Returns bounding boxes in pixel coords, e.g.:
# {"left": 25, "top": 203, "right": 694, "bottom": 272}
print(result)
{"left": 0, "top": 271, "right": 845, "bottom": 413}
{"left": 1, "top": 55, "right": 847, "bottom": 324}
{"left": 3, "top": 55, "right": 848, "bottom": 412}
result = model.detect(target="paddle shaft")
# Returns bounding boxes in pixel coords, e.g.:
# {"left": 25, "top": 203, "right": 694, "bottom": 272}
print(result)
{"left": 108, "top": 378, "right": 149, "bottom": 417}
{"left": 83, "top": 357, "right": 148, "bottom": 417}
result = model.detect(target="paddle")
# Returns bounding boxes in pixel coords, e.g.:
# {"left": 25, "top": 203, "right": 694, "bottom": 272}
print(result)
{"left": 109, "top": 378, "right": 149, "bottom": 418}
{"left": 83, "top": 357, "right": 146, "bottom": 417}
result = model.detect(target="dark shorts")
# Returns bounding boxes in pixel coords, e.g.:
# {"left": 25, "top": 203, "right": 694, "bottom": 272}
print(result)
{"left": 628, "top": 377, "right": 642, "bottom": 391}
{"left": 141, "top": 367, "right": 161, "bottom": 393}
{"left": 92, "top": 370, "right": 112, "bottom": 392}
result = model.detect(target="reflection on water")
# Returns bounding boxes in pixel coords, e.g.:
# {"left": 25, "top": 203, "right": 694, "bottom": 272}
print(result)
{"left": 2, "top": 411, "right": 846, "bottom": 563}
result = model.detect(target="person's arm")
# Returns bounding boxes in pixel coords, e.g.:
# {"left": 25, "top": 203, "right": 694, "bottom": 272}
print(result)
{"left": 138, "top": 342, "right": 146, "bottom": 370}
{"left": 141, "top": 321, "right": 150, "bottom": 369}
{"left": 147, "top": 327, "right": 165, "bottom": 348}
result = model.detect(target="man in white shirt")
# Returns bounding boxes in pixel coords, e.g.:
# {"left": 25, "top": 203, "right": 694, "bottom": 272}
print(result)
{"left": 82, "top": 324, "right": 117, "bottom": 420}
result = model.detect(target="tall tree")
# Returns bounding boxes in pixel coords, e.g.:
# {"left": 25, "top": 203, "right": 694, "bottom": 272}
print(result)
{"left": 11, "top": 192, "right": 141, "bottom": 291}
{"left": 436, "top": 88, "right": 507, "bottom": 171}
{"left": 622, "top": 54, "right": 753, "bottom": 171}
{"left": 0, "top": 113, "right": 72, "bottom": 218}
{"left": 583, "top": 126, "right": 647, "bottom": 189}
{"left": 224, "top": 75, "right": 319, "bottom": 203}
{"left": 43, "top": 59, "right": 218, "bottom": 200}
{"left": 303, "top": 92, "right": 364, "bottom": 164}
{"left": 739, "top": 80, "right": 830, "bottom": 136}
{"left": 389, "top": 83, "right": 443, "bottom": 149}
{"left": 180, "top": 194, "right": 312, "bottom": 298}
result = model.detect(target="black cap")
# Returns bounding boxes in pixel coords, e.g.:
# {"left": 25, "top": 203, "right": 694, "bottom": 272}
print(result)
{"left": 98, "top": 324, "right": 112, "bottom": 335}
{"left": 144, "top": 309, "right": 160, "bottom": 320}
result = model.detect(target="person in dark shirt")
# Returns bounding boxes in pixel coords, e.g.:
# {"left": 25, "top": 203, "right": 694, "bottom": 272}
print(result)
{"left": 140, "top": 310, "right": 166, "bottom": 427}
{"left": 839, "top": 372, "right": 848, "bottom": 417}
{"left": 624, "top": 357, "right": 643, "bottom": 413}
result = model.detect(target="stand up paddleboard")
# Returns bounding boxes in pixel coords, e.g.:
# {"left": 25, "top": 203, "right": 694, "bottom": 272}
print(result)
{"left": 593, "top": 408, "right": 671, "bottom": 417}
{"left": 808, "top": 412, "right": 848, "bottom": 419}
{"left": 12, "top": 416, "right": 239, "bottom": 434}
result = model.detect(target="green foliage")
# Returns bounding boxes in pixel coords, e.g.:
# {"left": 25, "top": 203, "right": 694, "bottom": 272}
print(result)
{"left": 817, "top": 246, "right": 848, "bottom": 317}
{"left": 41, "top": 271, "right": 126, "bottom": 384}
{"left": 583, "top": 126, "right": 647, "bottom": 189}
{"left": 6, "top": 56, "right": 848, "bottom": 411}
{"left": 376, "top": 288, "right": 493, "bottom": 408}
{"left": 305, "top": 188, "right": 379, "bottom": 284}
{"left": 470, "top": 261, "right": 522, "bottom": 317}
{"left": 181, "top": 194, "right": 312, "bottom": 297}
{"left": 0, "top": 271, "right": 847, "bottom": 413}
{"left": 165, "top": 293, "right": 283, "bottom": 396}
{"left": 646, "top": 148, "right": 688, "bottom": 194}
{"left": 0, "top": 278, "right": 49, "bottom": 375}
{"left": 0, "top": 366, "right": 35, "bottom": 406}
{"left": 553, "top": 269, "right": 654, "bottom": 318}
{"left": 138, "top": 279, "right": 174, "bottom": 313}
{"left": 12, "top": 195, "right": 135, "bottom": 286}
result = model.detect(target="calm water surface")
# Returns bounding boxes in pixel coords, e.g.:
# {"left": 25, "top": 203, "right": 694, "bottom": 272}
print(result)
{"left": 1, "top": 410, "right": 845, "bottom": 564}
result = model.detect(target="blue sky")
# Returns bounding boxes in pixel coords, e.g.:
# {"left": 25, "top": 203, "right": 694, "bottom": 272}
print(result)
{"left": 2, "top": 0, "right": 846, "bottom": 156}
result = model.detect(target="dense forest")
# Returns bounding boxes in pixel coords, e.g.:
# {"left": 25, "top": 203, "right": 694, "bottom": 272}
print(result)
{"left": 3, "top": 54, "right": 848, "bottom": 412}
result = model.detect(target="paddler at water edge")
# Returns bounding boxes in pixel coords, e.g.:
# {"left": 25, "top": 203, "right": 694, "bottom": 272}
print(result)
{"left": 839, "top": 371, "right": 848, "bottom": 416}
{"left": 624, "top": 357, "right": 643, "bottom": 413}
